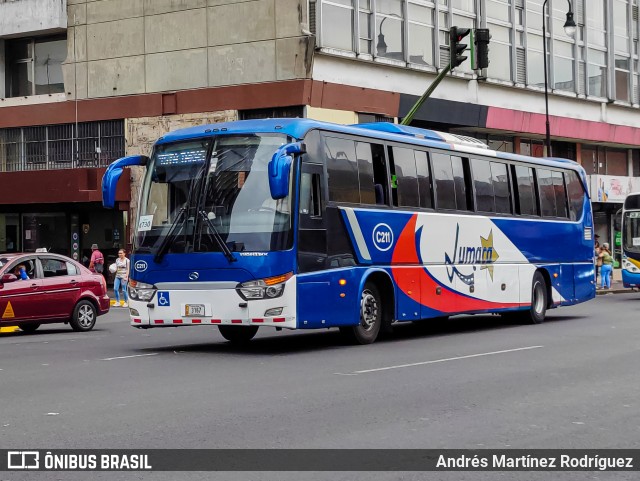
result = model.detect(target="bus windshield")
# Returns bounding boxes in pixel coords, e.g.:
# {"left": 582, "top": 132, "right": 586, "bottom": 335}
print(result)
{"left": 135, "top": 133, "right": 292, "bottom": 255}
{"left": 623, "top": 211, "right": 640, "bottom": 253}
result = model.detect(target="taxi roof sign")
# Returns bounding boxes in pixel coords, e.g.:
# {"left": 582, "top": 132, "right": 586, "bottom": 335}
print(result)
{"left": 35, "top": 248, "right": 48, "bottom": 253}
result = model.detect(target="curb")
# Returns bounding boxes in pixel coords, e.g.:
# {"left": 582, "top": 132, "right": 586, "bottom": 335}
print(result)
{"left": 0, "top": 326, "right": 20, "bottom": 333}
{"left": 596, "top": 289, "right": 635, "bottom": 295}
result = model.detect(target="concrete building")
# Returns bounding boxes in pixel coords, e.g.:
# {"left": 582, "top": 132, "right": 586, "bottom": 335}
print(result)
{"left": 1, "top": 0, "right": 639, "bottom": 265}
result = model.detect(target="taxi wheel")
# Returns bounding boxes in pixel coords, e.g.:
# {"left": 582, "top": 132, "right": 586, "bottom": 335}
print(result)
{"left": 20, "top": 323, "right": 40, "bottom": 333}
{"left": 218, "top": 325, "right": 259, "bottom": 344}
{"left": 70, "top": 300, "right": 97, "bottom": 332}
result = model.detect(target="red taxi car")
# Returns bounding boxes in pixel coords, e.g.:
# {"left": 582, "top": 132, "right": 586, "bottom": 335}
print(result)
{"left": 0, "top": 252, "right": 110, "bottom": 333}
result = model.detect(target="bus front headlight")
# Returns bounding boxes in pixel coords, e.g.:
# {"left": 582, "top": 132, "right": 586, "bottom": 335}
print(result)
{"left": 128, "top": 280, "right": 157, "bottom": 302}
{"left": 237, "top": 272, "right": 292, "bottom": 301}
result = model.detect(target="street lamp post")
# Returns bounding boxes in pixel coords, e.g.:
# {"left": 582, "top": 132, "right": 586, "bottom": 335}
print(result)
{"left": 542, "top": 0, "right": 576, "bottom": 156}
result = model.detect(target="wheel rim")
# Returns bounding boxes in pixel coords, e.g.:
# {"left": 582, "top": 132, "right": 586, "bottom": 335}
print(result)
{"left": 360, "top": 289, "right": 378, "bottom": 331}
{"left": 533, "top": 281, "right": 545, "bottom": 314}
{"left": 78, "top": 304, "right": 95, "bottom": 328}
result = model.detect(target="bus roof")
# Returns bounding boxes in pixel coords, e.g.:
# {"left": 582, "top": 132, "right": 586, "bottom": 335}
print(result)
{"left": 156, "top": 118, "right": 582, "bottom": 171}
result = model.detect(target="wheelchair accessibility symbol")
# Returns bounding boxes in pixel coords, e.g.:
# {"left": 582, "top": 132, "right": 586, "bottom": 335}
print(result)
{"left": 157, "top": 291, "right": 171, "bottom": 307}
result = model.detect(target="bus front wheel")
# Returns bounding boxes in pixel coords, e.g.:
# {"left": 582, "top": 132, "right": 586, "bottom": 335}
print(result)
{"left": 526, "top": 272, "right": 548, "bottom": 324}
{"left": 218, "top": 325, "right": 259, "bottom": 344}
{"left": 340, "top": 282, "right": 382, "bottom": 345}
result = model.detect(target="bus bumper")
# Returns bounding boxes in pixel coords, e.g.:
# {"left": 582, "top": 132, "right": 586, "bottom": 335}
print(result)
{"left": 622, "top": 269, "right": 640, "bottom": 288}
{"left": 128, "top": 277, "right": 297, "bottom": 330}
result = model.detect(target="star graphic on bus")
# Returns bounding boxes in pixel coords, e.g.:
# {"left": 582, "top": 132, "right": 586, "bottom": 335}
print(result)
{"left": 480, "top": 230, "right": 500, "bottom": 280}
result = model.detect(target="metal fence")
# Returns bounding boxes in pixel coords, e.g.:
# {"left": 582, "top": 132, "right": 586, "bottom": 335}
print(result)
{"left": 0, "top": 120, "right": 125, "bottom": 172}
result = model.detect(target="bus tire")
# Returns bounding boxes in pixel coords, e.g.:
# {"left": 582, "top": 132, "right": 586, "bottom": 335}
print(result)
{"left": 526, "top": 272, "right": 548, "bottom": 324}
{"left": 218, "top": 325, "right": 259, "bottom": 344}
{"left": 340, "top": 282, "right": 382, "bottom": 345}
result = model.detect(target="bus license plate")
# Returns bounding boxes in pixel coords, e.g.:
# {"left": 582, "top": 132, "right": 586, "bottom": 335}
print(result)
{"left": 184, "top": 304, "right": 205, "bottom": 317}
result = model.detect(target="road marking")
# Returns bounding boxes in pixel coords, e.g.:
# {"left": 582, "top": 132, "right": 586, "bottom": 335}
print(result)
{"left": 100, "top": 353, "right": 158, "bottom": 361}
{"left": 336, "top": 345, "right": 543, "bottom": 375}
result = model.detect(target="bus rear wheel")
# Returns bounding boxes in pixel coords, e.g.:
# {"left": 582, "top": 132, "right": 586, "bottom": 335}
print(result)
{"left": 525, "top": 272, "right": 548, "bottom": 324}
{"left": 340, "top": 282, "right": 382, "bottom": 345}
{"left": 218, "top": 325, "right": 259, "bottom": 344}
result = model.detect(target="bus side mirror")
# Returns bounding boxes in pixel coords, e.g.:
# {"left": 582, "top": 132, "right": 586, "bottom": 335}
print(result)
{"left": 268, "top": 142, "right": 305, "bottom": 200}
{"left": 102, "top": 155, "right": 149, "bottom": 208}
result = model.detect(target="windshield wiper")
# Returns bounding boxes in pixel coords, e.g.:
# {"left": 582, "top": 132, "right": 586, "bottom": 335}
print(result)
{"left": 154, "top": 206, "right": 187, "bottom": 263}
{"left": 198, "top": 210, "right": 236, "bottom": 263}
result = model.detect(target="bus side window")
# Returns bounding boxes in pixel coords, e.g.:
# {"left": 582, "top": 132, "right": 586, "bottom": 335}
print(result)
{"left": 325, "top": 136, "right": 359, "bottom": 204}
{"left": 371, "top": 144, "right": 388, "bottom": 205}
{"left": 414, "top": 150, "right": 433, "bottom": 209}
{"left": 565, "top": 170, "right": 585, "bottom": 221}
{"left": 552, "top": 171, "right": 569, "bottom": 218}
{"left": 513, "top": 165, "right": 538, "bottom": 216}
{"left": 471, "top": 158, "right": 495, "bottom": 213}
{"left": 491, "top": 161, "right": 512, "bottom": 214}
{"left": 391, "top": 146, "right": 420, "bottom": 208}
{"left": 432, "top": 153, "right": 457, "bottom": 210}
{"left": 537, "top": 169, "right": 557, "bottom": 217}
{"left": 355, "top": 142, "right": 376, "bottom": 205}
{"left": 300, "top": 171, "right": 322, "bottom": 217}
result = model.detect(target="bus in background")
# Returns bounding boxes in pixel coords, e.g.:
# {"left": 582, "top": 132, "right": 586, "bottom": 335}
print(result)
{"left": 102, "top": 119, "right": 595, "bottom": 345}
{"left": 621, "top": 192, "right": 640, "bottom": 288}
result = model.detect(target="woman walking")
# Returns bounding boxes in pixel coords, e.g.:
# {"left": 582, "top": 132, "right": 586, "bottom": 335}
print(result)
{"left": 113, "top": 249, "right": 130, "bottom": 307}
{"left": 598, "top": 242, "right": 613, "bottom": 290}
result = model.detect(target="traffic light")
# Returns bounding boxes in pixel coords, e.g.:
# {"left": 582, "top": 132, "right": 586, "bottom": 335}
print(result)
{"left": 475, "top": 28, "right": 491, "bottom": 70}
{"left": 449, "top": 26, "right": 471, "bottom": 69}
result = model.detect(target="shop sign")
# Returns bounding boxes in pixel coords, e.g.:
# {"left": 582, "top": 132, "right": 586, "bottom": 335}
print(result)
{"left": 589, "top": 175, "right": 640, "bottom": 203}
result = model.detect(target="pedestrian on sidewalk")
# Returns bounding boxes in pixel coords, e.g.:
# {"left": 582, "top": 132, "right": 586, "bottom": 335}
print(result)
{"left": 89, "top": 244, "right": 104, "bottom": 275}
{"left": 594, "top": 235, "right": 601, "bottom": 283}
{"left": 599, "top": 242, "right": 613, "bottom": 290}
{"left": 112, "top": 249, "right": 130, "bottom": 307}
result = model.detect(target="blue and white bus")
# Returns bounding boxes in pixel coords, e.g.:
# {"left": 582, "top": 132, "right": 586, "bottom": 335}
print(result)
{"left": 621, "top": 192, "right": 640, "bottom": 288}
{"left": 102, "top": 119, "right": 595, "bottom": 344}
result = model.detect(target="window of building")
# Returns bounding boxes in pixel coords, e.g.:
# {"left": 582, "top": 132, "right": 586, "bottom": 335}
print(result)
{"left": 4, "top": 35, "right": 66, "bottom": 98}
{"left": 407, "top": 1, "right": 435, "bottom": 66}
{"left": 0, "top": 120, "right": 125, "bottom": 172}
{"left": 239, "top": 107, "right": 304, "bottom": 119}
{"left": 320, "top": 0, "right": 355, "bottom": 51}
{"left": 487, "top": 0, "right": 513, "bottom": 81}
{"left": 606, "top": 148, "right": 628, "bottom": 175}
{"left": 376, "top": 0, "right": 405, "bottom": 61}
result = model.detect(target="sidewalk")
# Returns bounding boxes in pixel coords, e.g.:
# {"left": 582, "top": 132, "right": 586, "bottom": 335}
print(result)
{"left": 595, "top": 269, "right": 635, "bottom": 295}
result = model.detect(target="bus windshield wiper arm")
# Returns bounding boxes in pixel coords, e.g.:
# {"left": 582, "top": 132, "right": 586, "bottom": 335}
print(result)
{"left": 198, "top": 210, "right": 236, "bottom": 263}
{"left": 154, "top": 206, "right": 187, "bottom": 263}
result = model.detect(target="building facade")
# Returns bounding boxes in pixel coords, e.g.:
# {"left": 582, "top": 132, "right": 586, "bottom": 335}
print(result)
{"left": 1, "top": 0, "right": 639, "bottom": 265}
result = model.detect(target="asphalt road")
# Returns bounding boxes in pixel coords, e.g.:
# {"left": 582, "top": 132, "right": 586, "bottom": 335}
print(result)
{"left": 1, "top": 293, "right": 639, "bottom": 481}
